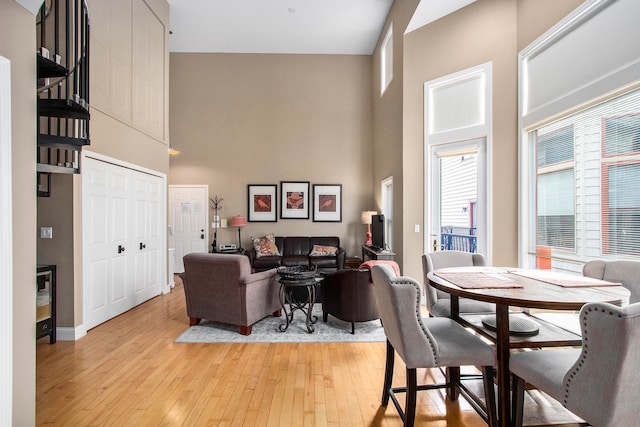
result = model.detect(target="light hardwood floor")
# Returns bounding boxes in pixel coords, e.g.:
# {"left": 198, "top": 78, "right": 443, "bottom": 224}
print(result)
{"left": 36, "top": 278, "right": 488, "bottom": 426}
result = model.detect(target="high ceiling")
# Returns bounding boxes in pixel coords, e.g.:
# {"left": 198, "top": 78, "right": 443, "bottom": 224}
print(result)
{"left": 167, "top": 0, "right": 394, "bottom": 55}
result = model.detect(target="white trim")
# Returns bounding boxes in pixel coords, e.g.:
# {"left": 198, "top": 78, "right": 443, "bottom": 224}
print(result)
{"left": 0, "top": 55, "right": 13, "bottom": 425}
{"left": 423, "top": 62, "right": 493, "bottom": 262}
{"left": 56, "top": 326, "right": 87, "bottom": 341}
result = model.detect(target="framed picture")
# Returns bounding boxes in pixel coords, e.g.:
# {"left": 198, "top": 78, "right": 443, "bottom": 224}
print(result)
{"left": 280, "top": 181, "right": 310, "bottom": 219}
{"left": 313, "top": 184, "right": 342, "bottom": 222}
{"left": 247, "top": 184, "right": 277, "bottom": 222}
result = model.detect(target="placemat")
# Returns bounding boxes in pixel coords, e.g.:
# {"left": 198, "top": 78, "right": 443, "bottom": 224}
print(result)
{"left": 435, "top": 272, "right": 523, "bottom": 289}
{"left": 510, "top": 270, "right": 621, "bottom": 288}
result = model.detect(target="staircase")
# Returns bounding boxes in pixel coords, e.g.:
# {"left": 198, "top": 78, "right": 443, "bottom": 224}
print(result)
{"left": 36, "top": 0, "right": 90, "bottom": 196}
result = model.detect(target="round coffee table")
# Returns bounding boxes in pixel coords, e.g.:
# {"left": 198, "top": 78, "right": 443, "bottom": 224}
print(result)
{"left": 276, "top": 276, "right": 323, "bottom": 333}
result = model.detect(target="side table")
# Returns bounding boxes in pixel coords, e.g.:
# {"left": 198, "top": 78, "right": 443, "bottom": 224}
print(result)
{"left": 277, "top": 276, "right": 323, "bottom": 333}
{"left": 361, "top": 245, "right": 395, "bottom": 261}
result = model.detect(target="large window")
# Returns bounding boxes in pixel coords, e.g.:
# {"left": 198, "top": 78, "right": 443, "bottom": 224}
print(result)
{"left": 518, "top": 0, "right": 640, "bottom": 271}
{"left": 527, "top": 89, "right": 640, "bottom": 267}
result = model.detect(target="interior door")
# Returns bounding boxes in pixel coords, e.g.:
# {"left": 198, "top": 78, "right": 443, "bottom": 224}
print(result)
{"left": 168, "top": 185, "right": 208, "bottom": 273}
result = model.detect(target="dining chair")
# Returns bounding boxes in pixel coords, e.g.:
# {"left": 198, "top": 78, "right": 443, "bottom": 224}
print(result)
{"left": 533, "top": 260, "right": 640, "bottom": 335}
{"left": 510, "top": 301, "right": 640, "bottom": 427}
{"left": 583, "top": 259, "right": 640, "bottom": 304}
{"left": 370, "top": 264, "right": 497, "bottom": 427}
{"left": 422, "top": 251, "right": 495, "bottom": 317}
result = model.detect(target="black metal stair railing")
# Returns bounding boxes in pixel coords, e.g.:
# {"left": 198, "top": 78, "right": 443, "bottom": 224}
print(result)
{"left": 36, "top": 0, "right": 90, "bottom": 185}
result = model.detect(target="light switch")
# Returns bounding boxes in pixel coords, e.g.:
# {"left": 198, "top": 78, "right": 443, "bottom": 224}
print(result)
{"left": 40, "top": 227, "right": 53, "bottom": 239}
{"left": 414, "top": 224, "right": 420, "bottom": 233}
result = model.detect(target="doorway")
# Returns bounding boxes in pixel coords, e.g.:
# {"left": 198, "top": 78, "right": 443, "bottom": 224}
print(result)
{"left": 168, "top": 185, "right": 208, "bottom": 273}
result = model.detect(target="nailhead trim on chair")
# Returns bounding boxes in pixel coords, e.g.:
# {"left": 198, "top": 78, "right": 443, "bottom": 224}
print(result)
{"left": 393, "top": 277, "right": 439, "bottom": 364}
{"left": 563, "top": 306, "right": 623, "bottom": 406}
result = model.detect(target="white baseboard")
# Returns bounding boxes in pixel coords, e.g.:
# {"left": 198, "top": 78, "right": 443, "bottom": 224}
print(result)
{"left": 56, "top": 325, "right": 87, "bottom": 341}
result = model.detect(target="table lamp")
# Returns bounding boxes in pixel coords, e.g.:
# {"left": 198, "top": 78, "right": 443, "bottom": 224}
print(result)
{"left": 230, "top": 215, "right": 247, "bottom": 252}
{"left": 361, "top": 211, "right": 377, "bottom": 246}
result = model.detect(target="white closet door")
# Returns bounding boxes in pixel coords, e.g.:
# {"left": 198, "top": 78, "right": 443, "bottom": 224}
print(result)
{"left": 83, "top": 156, "right": 165, "bottom": 331}
{"left": 132, "top": 171, "right": 163, "bottom": 305}
{"left": 83, "top": 157, "right": 132, "bottom": 329}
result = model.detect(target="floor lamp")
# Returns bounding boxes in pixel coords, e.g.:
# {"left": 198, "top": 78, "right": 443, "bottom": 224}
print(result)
{"left": 230, "top": 215, "right": 247, "bottom": 252}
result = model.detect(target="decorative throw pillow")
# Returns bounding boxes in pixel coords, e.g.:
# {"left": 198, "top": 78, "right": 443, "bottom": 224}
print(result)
{"left": 309, "top": 244, "right": 338, "bottom": 257}
{"left": 251, "top": 234, "right": 280, "bottom": 258}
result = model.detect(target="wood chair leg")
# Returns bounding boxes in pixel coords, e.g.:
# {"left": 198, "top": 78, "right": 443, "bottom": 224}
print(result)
{"left": 446, "top": 366, "right": 460, "bottom": 401}
{"left": 382, "top": 339, "right": 395, "bottom": 406}
{"left": 405, "top": 367, "right": 417, "bottom": 427}
{"left": 512, "top": 374, "right": 526, "bottom": 427}
{"left": 239, "top": 325, "right": 253, "bottom": 335}
{"left": 351, "top": 322, "right": 355, "bottom": 334}
{"left": 189, "top": 317, "right": 201, "bottom": 326}
{"left": 482, "top": 366, "right": 497, "bottom": 427}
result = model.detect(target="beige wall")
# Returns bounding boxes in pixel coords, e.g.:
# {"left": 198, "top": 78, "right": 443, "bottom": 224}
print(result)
{"left": 400, "top": 0, "right": 583, "bottom": 282}
{"left": 169, "top": 53, "right": 373, "bottom": 257}
{"left": 1, "top": 0, "right": 37, "bottom": 424}
{"left": 370, "top": 0, "right": 419, "bottom": 270}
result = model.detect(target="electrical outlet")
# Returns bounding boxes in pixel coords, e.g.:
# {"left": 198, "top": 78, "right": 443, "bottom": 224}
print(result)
{"left": 40, "top": 227, "right": 53, "bottom": 239}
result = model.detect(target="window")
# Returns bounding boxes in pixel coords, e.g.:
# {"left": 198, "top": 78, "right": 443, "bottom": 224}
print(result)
{"left": 535, "top": 127, "right": 575, "bottom": 250}
{"left": 518, "top": 0, "right": 640, "bottom": 270}
{"left": 380, "top": 23, "right": 393, "bottom": 96}
{"left": 602, "top": 114, "right": 640, "bottom": 255}
{"left": 527, "top": 89, "right": 640, "bottom": 267}
{"left": 381, "top": 176, "right": 393, "bottom": 250}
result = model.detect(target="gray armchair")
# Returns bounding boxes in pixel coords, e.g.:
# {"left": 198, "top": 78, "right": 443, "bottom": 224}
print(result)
{"left": 583, "top": 259, "right": 640, "bottom": 304}
{"left": 422, "top": 251, "right": 495, "bottom": 317}
{"left": 180, "top": 253, "right": 281, "bottom": 335}
{"left": 370, "top": 264, "right": 497, "bottom": 427}
{"left": 511, "top": 301, "right": 640, "bottom": 427}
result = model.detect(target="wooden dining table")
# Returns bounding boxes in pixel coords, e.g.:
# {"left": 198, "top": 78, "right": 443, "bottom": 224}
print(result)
{"left": 427, "top": 266, "right": 630, "bottom": 427}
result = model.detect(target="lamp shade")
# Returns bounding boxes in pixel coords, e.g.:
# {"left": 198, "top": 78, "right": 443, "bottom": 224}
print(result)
{"left": 361, "top": 211, "right": 377, "bottom": 225}
{"left": 230, "top": 215, "right": 247, "bottom": 228}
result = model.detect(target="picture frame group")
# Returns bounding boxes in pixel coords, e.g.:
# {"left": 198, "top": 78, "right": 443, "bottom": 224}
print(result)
{"left": 247, "top": 182, "right": 342, "bottom": 222}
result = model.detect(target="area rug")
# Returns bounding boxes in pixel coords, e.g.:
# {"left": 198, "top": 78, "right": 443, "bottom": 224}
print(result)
{"left": 175, "top": 304, "right": 386, "bottom": 343}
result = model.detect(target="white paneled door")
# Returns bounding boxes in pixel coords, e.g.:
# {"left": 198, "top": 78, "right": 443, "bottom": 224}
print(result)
{"left": 83, "top": 155, "right": 165, "bottom": 331}
{"left": 168, "top": 185, "right": 208, "bottom": 273}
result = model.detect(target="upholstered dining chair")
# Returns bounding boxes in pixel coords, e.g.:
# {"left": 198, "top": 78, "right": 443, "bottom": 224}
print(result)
{"left": 510, "top": 301, "right": 640, "bottom": 427}
{"left": 583, "top": 259, "right": 640, "bottom": 304}
{"left": 534, "top": 260, "right": 640, "bottom": 335}
{"left": 422, "top": 251, "right": 495, "bottom": 317}
{"left": 370, "top": 264, "right": 497, "bottom": 427}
